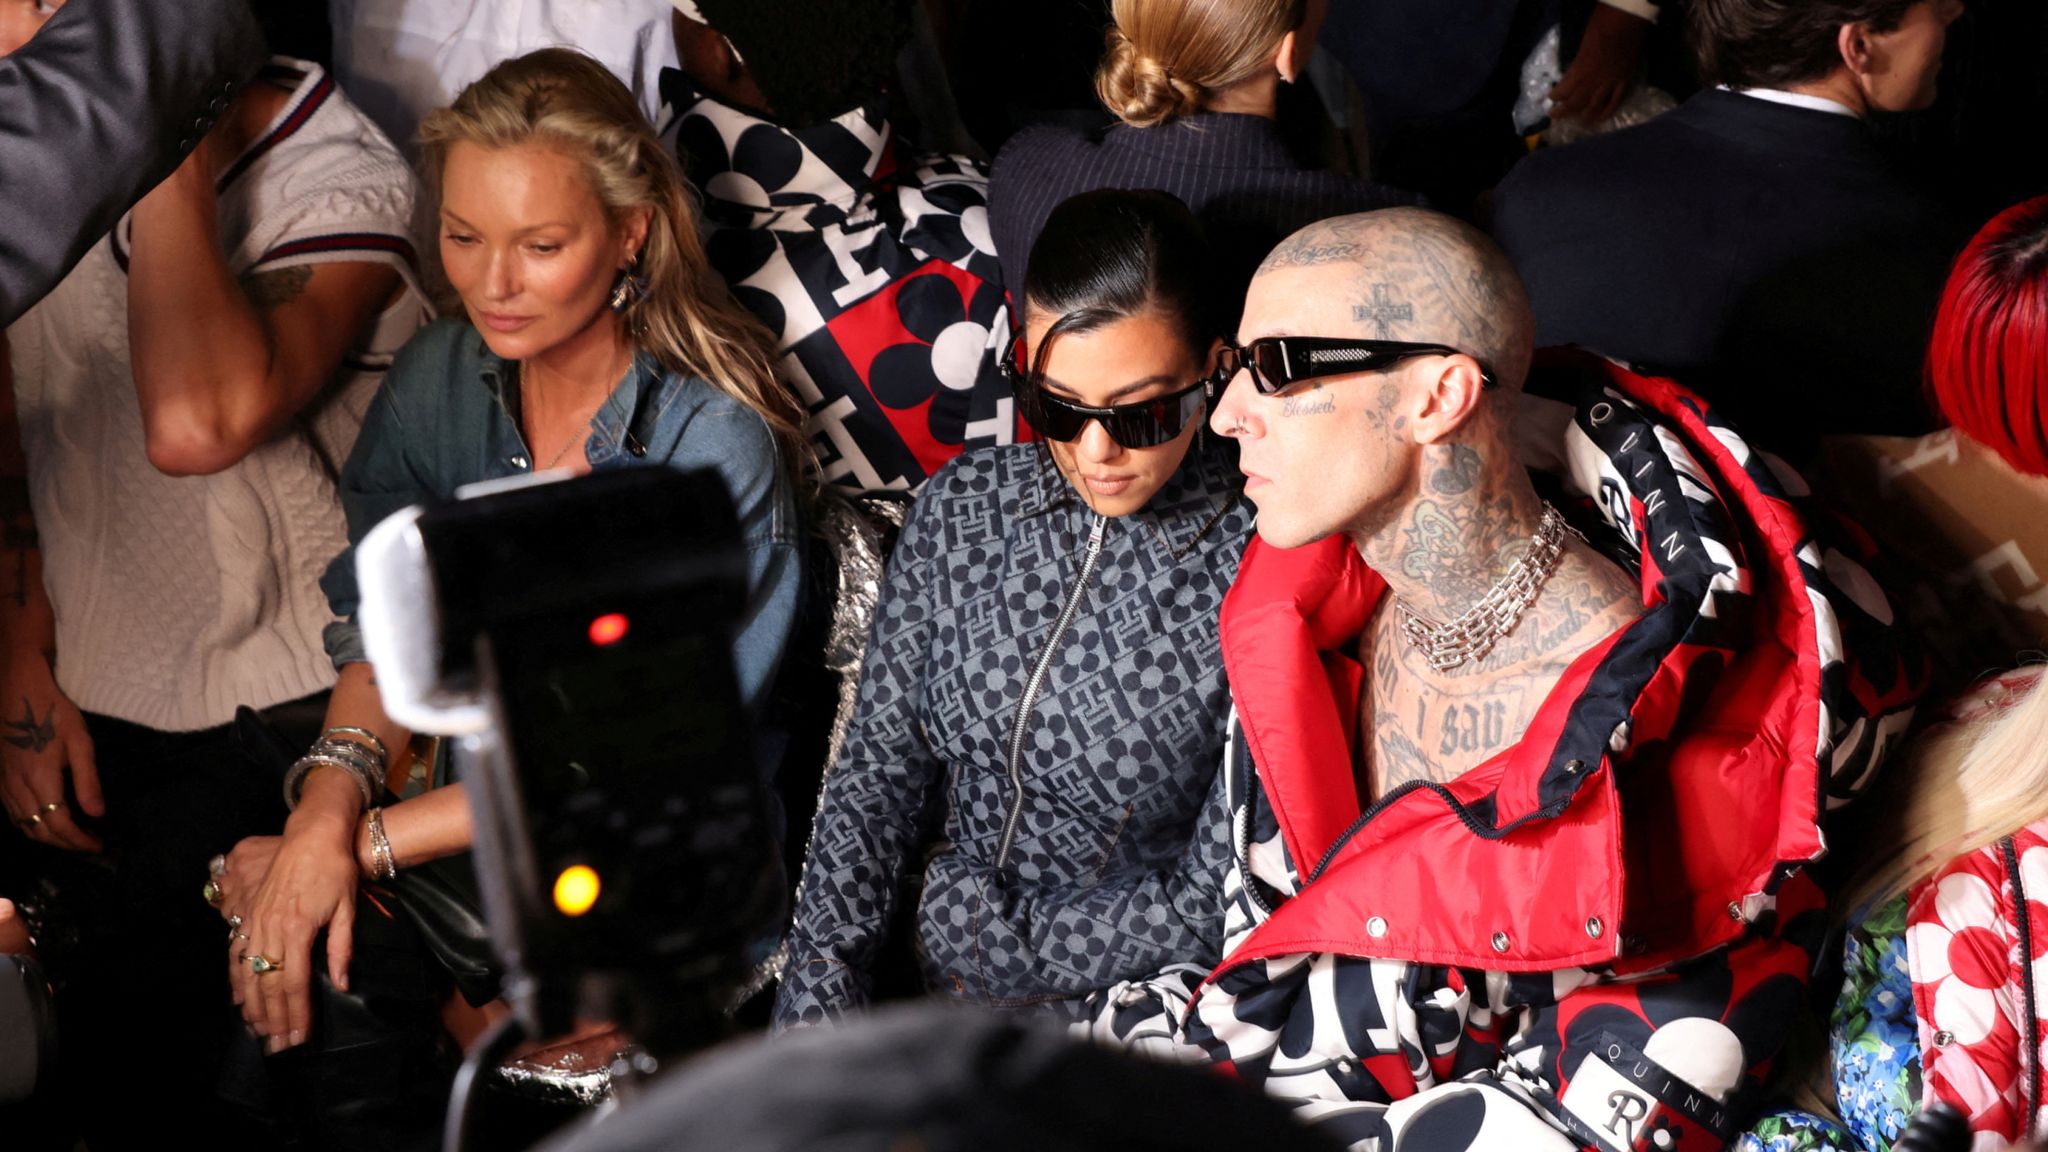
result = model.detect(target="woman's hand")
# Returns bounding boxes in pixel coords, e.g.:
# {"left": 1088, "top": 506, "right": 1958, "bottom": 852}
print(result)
{"left": 232, "top": 774, "right": 361, "bottom": 1053}
{"left": 215, "top": 833, "right": 281, "bottom": 991}
{"left": 0, "top": 649, "right": 102, "bottom": 853}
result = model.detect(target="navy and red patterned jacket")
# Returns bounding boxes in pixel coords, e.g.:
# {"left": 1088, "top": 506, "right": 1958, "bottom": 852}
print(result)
{"left": 1087, "top": 356, "right": 1925, "bottom": 1151}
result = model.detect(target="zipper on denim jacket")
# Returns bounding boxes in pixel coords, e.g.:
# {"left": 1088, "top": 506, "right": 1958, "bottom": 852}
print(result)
{"left": 993, "top": 513, "right": 1108, "bottom": 874}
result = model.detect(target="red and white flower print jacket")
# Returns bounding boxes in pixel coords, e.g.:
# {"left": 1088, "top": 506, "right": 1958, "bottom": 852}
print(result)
{"left": 1085, "top": 356, "right": 1926, "bottom": 1152}
{"left": 1908, "top": 670, "right": 2048, "bottom": 1150}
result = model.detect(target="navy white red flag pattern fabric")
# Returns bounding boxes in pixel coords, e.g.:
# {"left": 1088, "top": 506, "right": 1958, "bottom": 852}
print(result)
{"left": 1083, "top": 354, "right": 1926, "bottom": 1152}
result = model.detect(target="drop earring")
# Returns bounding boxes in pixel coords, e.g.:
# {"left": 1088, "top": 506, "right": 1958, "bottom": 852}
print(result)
{"left": 609, "top": 258, "right": 648, "bottom": 314}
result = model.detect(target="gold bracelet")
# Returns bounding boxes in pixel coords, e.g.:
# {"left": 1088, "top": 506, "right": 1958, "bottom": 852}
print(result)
{"left": 365, "top": 807, "right": 398, "bottom": 881}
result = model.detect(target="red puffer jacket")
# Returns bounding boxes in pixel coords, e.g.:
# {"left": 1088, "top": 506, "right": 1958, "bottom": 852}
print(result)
{"left": 1117, "top": 356, "right": 1927, "bottom": 1151}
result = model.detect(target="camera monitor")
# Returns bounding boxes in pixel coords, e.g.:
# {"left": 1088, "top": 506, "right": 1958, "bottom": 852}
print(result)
{"left": 355, "top": 467, "right": 782, "bottom": 1044}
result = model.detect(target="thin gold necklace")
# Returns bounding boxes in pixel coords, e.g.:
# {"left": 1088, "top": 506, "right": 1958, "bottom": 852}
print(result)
{"left": 519, "top": 350, "right": 627, "bottom": 470}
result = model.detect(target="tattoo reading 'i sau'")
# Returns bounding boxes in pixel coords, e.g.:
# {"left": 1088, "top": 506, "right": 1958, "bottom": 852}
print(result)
{"left": 3, "top": 698, "right": 55, "bottom": 754}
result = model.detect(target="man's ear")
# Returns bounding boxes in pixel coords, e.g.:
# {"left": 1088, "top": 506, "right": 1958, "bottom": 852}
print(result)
{"left": 1409, "top": 356, "right": 1489, "bottom": 445}
{"left": 1839, "top": 20, "right": 1879, "bottom": 81}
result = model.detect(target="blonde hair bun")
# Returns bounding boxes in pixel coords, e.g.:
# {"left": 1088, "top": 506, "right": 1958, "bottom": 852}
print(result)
{"left": 1093, "top": 0, "right": 1303, "bottom": 128}
{"left": 1096, "top": 29, "right": 1203, "bottom": 128}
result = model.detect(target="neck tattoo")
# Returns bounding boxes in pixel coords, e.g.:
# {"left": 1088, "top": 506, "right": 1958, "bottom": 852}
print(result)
{"left": 1395, "top": 503, "right": 1572, "bottom": 672}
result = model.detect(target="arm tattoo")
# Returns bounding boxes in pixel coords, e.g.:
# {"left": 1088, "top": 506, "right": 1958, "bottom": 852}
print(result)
{"left": 241, "top": 264, "right": 314, "bottom": 310}
{"left": 3, "top": 698, "right": 55, "bottom": 754}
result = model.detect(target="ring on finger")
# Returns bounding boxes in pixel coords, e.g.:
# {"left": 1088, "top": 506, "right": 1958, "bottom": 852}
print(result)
{"left": 230, "top": 930, "right": 249, "bottom": 944}
{"left": 208, "top": 854, "right": 228, "bottom": 877}
{"left": 37, "top": 802, "right": 60, "bottom": 816}
{"left": 245, "top": 953, "right": 283, "bottom": 975}
{"left": 226, "top": 914, "right": 244, "bottom": 930}
{"left": 202, "top": 879, "right": 224, "bottom": 906}
{"left": 17, "top": 813, "right": 41, "bottom": 829}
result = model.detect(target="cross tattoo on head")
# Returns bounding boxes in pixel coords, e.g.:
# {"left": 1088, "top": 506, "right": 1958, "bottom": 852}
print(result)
{"left": 1354, "top": 283, "right": 1414, "bottom": 339}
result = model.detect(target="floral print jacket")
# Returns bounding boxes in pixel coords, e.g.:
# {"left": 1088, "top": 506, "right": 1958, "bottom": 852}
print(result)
{"left": 1745, "top": 669, "right": 2048, "bottom": 1152}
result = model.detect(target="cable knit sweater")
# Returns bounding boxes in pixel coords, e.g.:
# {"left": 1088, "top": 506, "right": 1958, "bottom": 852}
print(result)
{"left": 4, "top": 59, "right": 428, "bottom": 732}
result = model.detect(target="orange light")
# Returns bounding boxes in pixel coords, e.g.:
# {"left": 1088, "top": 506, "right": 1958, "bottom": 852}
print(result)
{"left": 553, "top": 865, "right": 601, "bottom": 917}
{"left": 587, "top": 613, "right": 629, "bottom": 646}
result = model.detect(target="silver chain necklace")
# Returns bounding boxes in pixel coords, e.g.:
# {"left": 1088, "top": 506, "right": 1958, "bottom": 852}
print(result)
{"left": 1395, "top": 503, "right": 1572, "bottom": 673}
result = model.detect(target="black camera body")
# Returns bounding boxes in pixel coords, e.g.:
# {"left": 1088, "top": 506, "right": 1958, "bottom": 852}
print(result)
{"left": 355, "top": 467, "right": 783, "bottom": 1048}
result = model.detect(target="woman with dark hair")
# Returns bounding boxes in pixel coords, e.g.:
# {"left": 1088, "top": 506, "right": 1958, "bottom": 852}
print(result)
{"left": 776, "top": 188, "right": 1252, "bottom": 1026}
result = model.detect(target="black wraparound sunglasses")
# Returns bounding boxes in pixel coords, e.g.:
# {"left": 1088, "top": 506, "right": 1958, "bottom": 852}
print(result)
{"left": 1000, "top": 327, "right": 1221, "bottom": 450}
{"left": 1225, "top": 336, "right": 1498, "bottom": 394}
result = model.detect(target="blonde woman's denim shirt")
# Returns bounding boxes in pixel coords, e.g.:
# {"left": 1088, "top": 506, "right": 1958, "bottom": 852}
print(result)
{"left": 319, "top": 319, "right": 803, "bottom": 722}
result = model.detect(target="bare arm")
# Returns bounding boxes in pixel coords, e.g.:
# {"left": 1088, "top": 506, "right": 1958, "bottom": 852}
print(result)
{"left": 0, "top": 336, "right": 101, "bottom": 851}
{"left": 232, "top": 659, "right": 412, "bottom": 1047}
{"left": 354, "top": 781, "right": 474, "bottom": 876}
{"left": 124, "top": 146, "right": 401, "bottom": 476}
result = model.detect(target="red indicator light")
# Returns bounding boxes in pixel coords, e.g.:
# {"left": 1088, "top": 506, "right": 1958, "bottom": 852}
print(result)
{"left": 587, "top": 613, "right": 629, "bottom": 646}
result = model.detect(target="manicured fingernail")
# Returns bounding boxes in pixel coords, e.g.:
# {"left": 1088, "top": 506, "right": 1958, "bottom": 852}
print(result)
{"left": 289, "top": 1030, "right": 304, "bottom": 1047}
{"left": 266, "top": 1037, "right": 281, "bottom": 1055}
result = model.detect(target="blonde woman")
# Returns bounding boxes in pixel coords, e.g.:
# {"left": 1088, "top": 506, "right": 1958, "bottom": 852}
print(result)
{"left": 1737, "top": 674, "right": 2048, "bottom": 1152}
{"left": 986, "top": 0, "right": 1413, "bottom": 314}
{"left": 215, "top": 48, "right": 808, "bottom": 1056}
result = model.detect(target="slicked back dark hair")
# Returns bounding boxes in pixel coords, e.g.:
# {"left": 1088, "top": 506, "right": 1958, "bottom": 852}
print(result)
{"left": 695, "top": 0, "right": 911, "bottom": 128}
{"left": 1021, "top": 188, "right": 1221, "bottom": 373}
{"left": 1688, "top": 0, "right": 1920, "bottom": 89}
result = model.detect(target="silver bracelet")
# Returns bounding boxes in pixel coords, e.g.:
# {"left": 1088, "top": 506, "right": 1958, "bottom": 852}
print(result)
{"left": 365, "top": 807, "right": 398, "bottom": 881}
{"left": 283, "top": 748, "right": 377, "bottom": 810}
{"left": 321, "top": 727, "right": 390, "bottom": 769}
{"left": 310, "top": 735, "right": 383, "bottom": 779}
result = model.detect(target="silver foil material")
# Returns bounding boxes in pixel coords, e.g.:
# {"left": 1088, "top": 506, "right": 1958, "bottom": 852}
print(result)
{"left": 770, "top": 491, "right": 908, "bottom": 984}
{"left": 492, "top": 1032, "right": 638, "bottom": 1107}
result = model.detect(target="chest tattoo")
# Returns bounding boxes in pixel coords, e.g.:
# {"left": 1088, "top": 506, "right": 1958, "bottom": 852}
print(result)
{"left": 1358, "top": 553, "right": 1642, "bottom": 798}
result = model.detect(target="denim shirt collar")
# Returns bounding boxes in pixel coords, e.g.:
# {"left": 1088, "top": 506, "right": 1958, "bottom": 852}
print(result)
{"left": 474, "top": 335, "right": 664, "bottom": 466}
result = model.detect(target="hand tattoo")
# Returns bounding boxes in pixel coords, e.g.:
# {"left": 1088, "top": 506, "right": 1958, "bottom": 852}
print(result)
{"left": 3, "top": 698, "right": 55, "bottom": 754}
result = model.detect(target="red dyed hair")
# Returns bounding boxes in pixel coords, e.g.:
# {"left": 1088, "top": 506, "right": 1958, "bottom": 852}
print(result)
{"left": 1926, "top": 195, "right": 2048, "bottom": 478}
